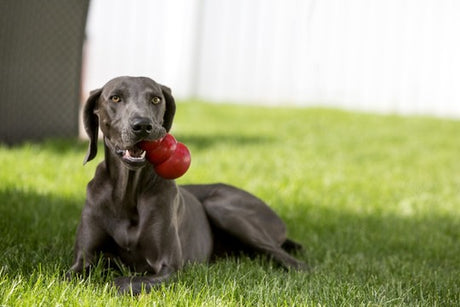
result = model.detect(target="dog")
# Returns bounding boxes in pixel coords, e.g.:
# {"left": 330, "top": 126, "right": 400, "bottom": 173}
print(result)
{"left": 69, "top": 76, "right": 306, "bottom": 294}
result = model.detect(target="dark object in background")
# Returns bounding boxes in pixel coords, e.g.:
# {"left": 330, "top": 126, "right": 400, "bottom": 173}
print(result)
{"left": 0, "top": 0, "right": 89, "bottom": 144}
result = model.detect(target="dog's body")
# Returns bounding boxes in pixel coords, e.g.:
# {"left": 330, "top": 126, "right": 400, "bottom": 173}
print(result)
{"left": 70, "top": 76, "right": 306, "bottom": 293}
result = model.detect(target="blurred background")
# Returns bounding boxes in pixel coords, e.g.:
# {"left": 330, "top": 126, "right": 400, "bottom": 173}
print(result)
{"left": 1, "top": 0, "right": 459, "bottom": 144}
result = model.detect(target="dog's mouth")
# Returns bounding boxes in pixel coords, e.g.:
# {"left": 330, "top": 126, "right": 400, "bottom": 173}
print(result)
{"left": 115, "top": 145, "right": 147, "bottom": 167}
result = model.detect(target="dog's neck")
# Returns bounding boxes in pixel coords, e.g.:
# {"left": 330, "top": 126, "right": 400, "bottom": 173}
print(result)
{"left": 103, "top": 139, "right": 158, "bottom": 206}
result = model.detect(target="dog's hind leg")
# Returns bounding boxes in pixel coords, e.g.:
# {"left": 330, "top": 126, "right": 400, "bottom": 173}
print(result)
{"left": 193, "top": 184, "right": 308, "bottom": 270}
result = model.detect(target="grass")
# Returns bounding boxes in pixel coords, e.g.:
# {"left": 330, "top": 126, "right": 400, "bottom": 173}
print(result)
{"left": 1, "top": 102, "right": 459, "bottom": 306}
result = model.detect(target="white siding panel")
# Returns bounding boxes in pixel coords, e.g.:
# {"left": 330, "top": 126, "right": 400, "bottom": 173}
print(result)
{"left": 84, "top": 0, "right": 460, "bottom": 117}
{"left": 83, "top": 0, "right": 199, "bottom": 97}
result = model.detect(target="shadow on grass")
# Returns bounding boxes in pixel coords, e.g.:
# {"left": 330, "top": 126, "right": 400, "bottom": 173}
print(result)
{"left": 174, "top": 134, "right": 275, "bottom": 150}
{"left": 1, "top": 186, "right": 458, "bottom": 278}
{"left": 1, "top": 138, "right": 89, "bottom": 155}
{"left": 0, "top": 188, "right": 82, "bottom": 275}
{"left": 282, "top": 203, "right": 459, "bottom": 274}
{"left": 0, "top": 187, "right": 458, "bottom": 304}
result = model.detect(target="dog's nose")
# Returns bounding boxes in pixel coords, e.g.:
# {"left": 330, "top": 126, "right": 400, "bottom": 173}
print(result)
{"left": 131, "top": 117, "right": 153, "bottom": 137}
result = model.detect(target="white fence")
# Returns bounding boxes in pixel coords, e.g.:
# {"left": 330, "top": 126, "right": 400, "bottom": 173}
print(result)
{"left": 84, "top": 0, "right": 460, "bottom": 117}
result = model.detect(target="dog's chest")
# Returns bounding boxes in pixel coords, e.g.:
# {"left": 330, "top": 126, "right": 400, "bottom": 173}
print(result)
{"left": 111, "top": 218, "right": 139, "bottom": 252}
{"left": 101, "top": 193, "right": 141, "bottom": 251}
{"left": 108, "top": 218, "right": 153, "bottom": 269}
{"left": 106, "top": 214, "right": 175, "bottom": 273}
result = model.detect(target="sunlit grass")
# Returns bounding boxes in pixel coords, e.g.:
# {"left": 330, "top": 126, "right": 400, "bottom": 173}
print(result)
{"left": 1, "top": 103, "right": 459, "bottom": 305}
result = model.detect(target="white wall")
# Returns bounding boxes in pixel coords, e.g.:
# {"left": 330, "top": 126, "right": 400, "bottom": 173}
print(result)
{"left": 84, "top": 0, "right": 460, "bottom": 117}
{"left": 84, "top": 0, "right": 201, "bottom": 97}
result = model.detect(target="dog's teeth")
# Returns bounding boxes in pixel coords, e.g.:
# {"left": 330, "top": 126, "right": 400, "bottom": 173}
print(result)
{"left": 122, "top": 148, "right": 146, "bottom": 162}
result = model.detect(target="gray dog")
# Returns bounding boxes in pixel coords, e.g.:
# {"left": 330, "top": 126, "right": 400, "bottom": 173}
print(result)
{"left": 69, "top": 76, "right": 306, "bottom": 294}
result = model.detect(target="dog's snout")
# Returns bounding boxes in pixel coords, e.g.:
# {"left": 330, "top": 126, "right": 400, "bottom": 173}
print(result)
{"left": 131, "top": 117, "right": 153, "bottom": 137}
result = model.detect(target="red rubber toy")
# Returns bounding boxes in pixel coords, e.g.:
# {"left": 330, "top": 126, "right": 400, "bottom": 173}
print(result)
{"left": 138, "top": 134, "right": 191, "bottom": 179}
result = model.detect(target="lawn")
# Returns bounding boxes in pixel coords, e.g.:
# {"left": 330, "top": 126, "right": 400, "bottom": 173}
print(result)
{"left": 1, "top": 103, "right": 459, "bottom": 306}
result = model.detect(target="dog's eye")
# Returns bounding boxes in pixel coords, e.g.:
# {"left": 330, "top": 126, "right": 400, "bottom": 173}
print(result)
{"left": 151, "top": 97, "right": 161, "bottom": 105}
{"left": 110, "top": 95, "right": 121, "bottom": 103}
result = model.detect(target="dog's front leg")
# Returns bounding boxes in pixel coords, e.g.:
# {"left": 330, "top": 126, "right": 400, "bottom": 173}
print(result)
{"left": 68, "top": 214, "right": 108, "bottom": 277}
{"left": 115, "top": 265, "right": 174, "bottom": 295}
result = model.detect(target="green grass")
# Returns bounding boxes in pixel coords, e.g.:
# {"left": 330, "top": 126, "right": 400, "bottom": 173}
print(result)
{"left": 1, "top": 103, "right": 459, "bottom": 306}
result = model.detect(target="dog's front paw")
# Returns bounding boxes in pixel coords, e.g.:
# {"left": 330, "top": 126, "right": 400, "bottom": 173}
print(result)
{"left": 64, "top": 267, "right": 86, "bottom": 281}
{"left": 115, "top": 275, "right": 169, "bottom": 295}
{"left": 115, "top": 276, "right": 151, "bottom": 295}
{"left": 64, "top": 270, "right": 75, "bottom": 281}
{"left": 114, "top": 276, "right": 138, "bottom": 295}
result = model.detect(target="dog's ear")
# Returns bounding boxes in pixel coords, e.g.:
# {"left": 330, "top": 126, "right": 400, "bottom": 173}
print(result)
{"left": 83, "top": 88, "right": 102, "bottom": 165}
{"left": 161, "top": 85, "right": 176, "bottom": 132}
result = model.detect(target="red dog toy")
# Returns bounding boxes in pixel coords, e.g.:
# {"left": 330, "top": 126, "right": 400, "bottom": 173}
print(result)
{"left": 138, "top": 134, "right": 191, "bottom": 179}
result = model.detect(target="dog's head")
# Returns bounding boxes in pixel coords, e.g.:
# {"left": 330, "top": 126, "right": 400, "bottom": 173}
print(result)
{"left": 83, "top": 76, "right": 176, "bottom": 169}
